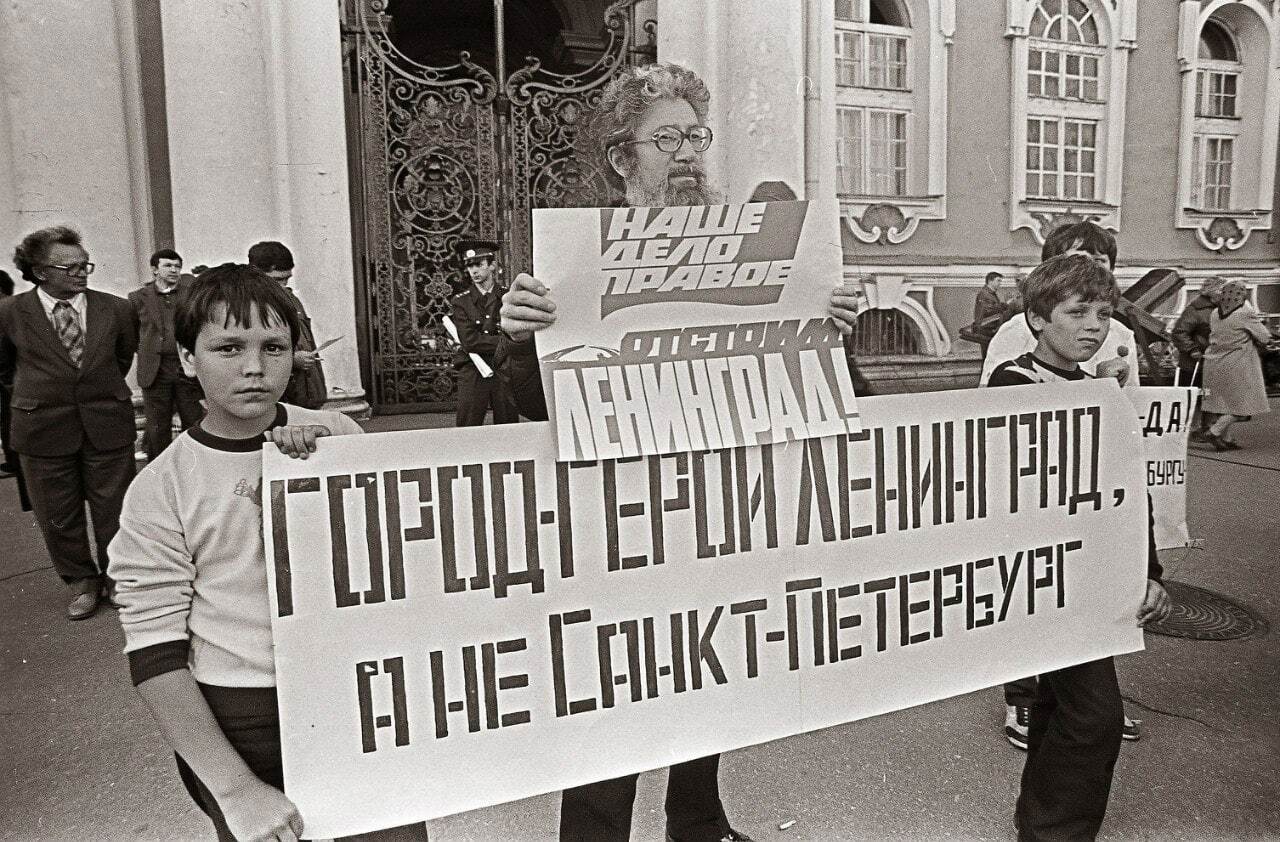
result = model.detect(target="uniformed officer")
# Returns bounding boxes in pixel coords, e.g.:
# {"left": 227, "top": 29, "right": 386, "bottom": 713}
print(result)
{"left": 450, "top": 238, "right": 518, "bottom": 426}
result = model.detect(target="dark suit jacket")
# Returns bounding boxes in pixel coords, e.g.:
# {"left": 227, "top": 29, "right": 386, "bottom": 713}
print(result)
{"left": 129, "top": 279, "right": 190, "bottom": 388}
{"left": 0, "top": 288, "right": 138, "bottom": 456}
{"left": 973, "top": 286, "right": 1009, "bottom": 325}
{"left": 281, "top": 287, "right": 327, "bottom": 409}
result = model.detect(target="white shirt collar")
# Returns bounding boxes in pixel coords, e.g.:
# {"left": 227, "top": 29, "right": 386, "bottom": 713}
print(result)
{"left": 36, "top": 286, "right": 87, "bottom": 320}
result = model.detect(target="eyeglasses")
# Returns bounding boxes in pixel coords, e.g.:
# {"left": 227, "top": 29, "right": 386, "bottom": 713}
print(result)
{"left": 618, "top": 125, "right": 714, "bottom": 154}
{"left": 44, "top": 262, "right": 95, "bottom": 276}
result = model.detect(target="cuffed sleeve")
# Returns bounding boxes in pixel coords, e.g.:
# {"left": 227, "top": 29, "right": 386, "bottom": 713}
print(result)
{"left": 128, "top": 640, "right": 191, "bottom": 685}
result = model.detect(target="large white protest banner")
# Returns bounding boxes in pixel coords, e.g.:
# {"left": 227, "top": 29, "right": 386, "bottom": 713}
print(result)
{"left": 531, "top": 200, "right": 857, "bottom": 462}
{"left": 1128, "top": 386, "right": 1199, "bottom": 549}
{"left": 265, "top": 380, "right": 1147, "bottom": 838}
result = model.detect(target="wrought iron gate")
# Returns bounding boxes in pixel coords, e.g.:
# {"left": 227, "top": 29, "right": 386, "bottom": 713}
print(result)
{"left": 342, "top": 0, "right": 653, "bottom": 412}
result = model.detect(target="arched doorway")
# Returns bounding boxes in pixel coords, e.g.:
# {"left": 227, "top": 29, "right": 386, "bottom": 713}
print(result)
{"left": 341, "top": 0, "right": 655, "bottom": 412}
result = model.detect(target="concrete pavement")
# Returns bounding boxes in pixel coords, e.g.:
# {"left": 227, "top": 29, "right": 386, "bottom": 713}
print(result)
{"left": 2, "top": 402, "right": 1277, "bottom": 841}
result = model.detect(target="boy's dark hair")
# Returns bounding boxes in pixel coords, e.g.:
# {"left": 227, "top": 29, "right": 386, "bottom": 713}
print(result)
{"left": 985, "top": 271, "right": 1003, "bottom": 284}
{"left": 150, "top": 248, "right": 182, "bottom": 268}
{"left": 13, "top": 226, "right": 82, "bottom": 283}
{"left": 1041, "top": 221, "right": 1117, "bottom": 269}
{"left": 1023, "top": 254, "right": 1119, "bottom": 323}
{"left": 247, "top": 241, "right": 294, "bottom": 272}
{"left": 175, "top": 263, "right": 301, "bottom": 354}
{"left": 0, "top": 269, "right": 13, "bottom": 296}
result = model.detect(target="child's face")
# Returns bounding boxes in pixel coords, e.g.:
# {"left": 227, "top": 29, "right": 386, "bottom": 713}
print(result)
{"left": 180, "top": 304, "right": 294, "bottom": 435}
{"left": 1029, "top": 293, "right": 1113, "bottom": 367}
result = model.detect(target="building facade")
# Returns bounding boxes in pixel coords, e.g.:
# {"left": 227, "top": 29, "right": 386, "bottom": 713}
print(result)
{"left": 1, "top": 0, "right": 1276, "bottom": 414}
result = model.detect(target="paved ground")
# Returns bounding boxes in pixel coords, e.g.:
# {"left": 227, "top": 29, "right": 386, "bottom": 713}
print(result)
{"left": 2, "top": 401, "right": 1277, "bottom": 841}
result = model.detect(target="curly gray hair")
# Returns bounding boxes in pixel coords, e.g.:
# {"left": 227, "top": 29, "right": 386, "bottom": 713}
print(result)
{"left": 585, "top": 63, "right": 711, "bottom": 190}
{"left": 13, "top": 226, "right": 82, "bottom": 283}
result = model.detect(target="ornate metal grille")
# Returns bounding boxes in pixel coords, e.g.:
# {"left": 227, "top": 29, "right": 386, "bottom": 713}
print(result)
{"left": 850, "top": 309, "right": 922, "bottom": 356}
{"left": 343, "top": 0, "right": 651, "bottom": 412}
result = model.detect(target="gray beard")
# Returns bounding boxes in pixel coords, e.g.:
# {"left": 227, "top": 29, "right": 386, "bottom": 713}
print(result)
{"left": 626, "top": 178, "right": 719, "bottom": 208}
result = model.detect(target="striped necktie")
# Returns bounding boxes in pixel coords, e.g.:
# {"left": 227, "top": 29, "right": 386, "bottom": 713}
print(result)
{"left": 53, "top": 300, "right": 84, "bottom": 366}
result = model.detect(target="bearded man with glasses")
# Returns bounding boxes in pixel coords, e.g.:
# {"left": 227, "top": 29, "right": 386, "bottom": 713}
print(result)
{"left": 497, "top": 62, "right": 872, "bottom": 842}
{"left": 0, "top": 226, "right": 138, "bottom": 620}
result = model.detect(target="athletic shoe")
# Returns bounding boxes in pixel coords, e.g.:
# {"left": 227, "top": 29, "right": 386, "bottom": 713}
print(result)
{"left": 1005, "top": 704, "right": 1030, "bottom": 750}
{"left": 1123, "top": 715, "right": 1142, "bottom": 741}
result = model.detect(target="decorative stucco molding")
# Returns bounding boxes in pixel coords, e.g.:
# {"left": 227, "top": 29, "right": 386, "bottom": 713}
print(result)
{"left": 845, "top": 271, "right": 952, "bottom": 356}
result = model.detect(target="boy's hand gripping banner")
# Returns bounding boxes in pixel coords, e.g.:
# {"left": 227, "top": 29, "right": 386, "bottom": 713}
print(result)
{"left": 532, "top": 201, "right": 858, "bottom": 462}
{"left": 264, "top": 381, "right": 1148, "bottom": 838}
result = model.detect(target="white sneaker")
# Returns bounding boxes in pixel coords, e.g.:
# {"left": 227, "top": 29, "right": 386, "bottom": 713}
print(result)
{"left": 1004, "top": 704, "right": 1030, "bottom": 750}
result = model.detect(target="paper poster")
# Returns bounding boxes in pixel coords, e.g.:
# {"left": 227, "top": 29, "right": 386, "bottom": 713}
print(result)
{"left": 264, "top": 380, "right": 1147, "bottom": 838}
{"left": 531, "top": 200, "right": 857, "bottom": 462}
{"left": 1128, "top": 386, "right": 1198, "bottom": 549}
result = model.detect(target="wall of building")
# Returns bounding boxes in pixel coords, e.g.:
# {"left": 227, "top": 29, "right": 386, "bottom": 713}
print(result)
{"left": 823, "top": 0, "right": 1279, "bottom": 358}
{"left": 0, "top": 0, "right": 149, "bottom": 299}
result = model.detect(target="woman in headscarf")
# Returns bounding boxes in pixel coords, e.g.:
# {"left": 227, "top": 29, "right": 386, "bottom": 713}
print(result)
{"left": 1202, "top": 280, "right": 1274, "bottom": 450}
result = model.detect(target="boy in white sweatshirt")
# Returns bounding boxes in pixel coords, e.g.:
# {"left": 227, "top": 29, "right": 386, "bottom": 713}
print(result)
{"left": 109, "top": 263, "right": 427, "bottom": 842}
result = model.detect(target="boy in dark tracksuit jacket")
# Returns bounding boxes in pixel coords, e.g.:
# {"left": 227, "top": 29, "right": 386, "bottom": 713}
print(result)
{"left": 988, "top": 254, "right": 1170, "bottom": 841}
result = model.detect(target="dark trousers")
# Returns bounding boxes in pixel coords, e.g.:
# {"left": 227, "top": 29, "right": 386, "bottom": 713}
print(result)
{"left": 177, "top": 686, "right": 427, "bottom": 842}
{"left": 455, "top": 367, "right": 518, "bottom": 427}
{"left": 560, "top": 754, "right": 728, "bottom": 842}
{"left": 142, "top": 356, "right": 204, "bottom": 461}
{"left": 1, "top": 386, "right": 31, "bottom": 510}
{"left": 1005, "top": 676, "right": 1038, "bottom": 707}
{"left": 1015, "top": 657, "right": 1123, "bottom": 842}
{"left": 20, "top": 442, "right": 135, "bottom": 583}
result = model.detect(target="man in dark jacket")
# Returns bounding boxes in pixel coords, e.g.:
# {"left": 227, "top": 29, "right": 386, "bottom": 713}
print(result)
{"left": 450, "top": 238, "right": 517, "bottom": 426}
{"left": 130, "top": 248, "right": 203, "bottom": 460}
{"left": 1, "top": 226, "right": 138, "bottom": 620}
{"left": 1171, "top": 277, "right": 1226, "bottom": 438}
{"left": 248, "top": 241, "right": 328, "bottom": 409}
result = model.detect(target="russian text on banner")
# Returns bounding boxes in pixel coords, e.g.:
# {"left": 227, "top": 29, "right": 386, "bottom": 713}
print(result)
{"left": 265, "top": 380, "right": 1147, "bottom": 838}
{"left": 531, "top": 200, "right": 858, "bottom": 462}
{"left": 1129, "top": 386, "right": 1199, "bottom": 549}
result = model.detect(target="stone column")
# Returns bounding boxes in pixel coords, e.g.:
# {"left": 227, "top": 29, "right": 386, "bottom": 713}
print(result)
{"left": 163, "top": 0, "right": 366, "bottom": 414}
{"left": 269, "top": 1, "right": 366, "bottom": 415}
{"left": 0, "top": 0, "right": 144, "bottom": 298}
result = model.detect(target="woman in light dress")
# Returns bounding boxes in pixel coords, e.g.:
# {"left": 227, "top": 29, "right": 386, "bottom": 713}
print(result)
{"left": 1202, "top": 280, "right": 1274, "bottom": 450}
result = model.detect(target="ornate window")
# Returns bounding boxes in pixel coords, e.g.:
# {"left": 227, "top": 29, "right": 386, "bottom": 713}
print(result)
{"left": 833, "top": 0, "right": 955, "bottom": 245}
{"left": 1176, "top": 1, "right": 1279, "bottom": 251}
{"left": 835, "top": 0, "right": 913, "bottom": 201}
{"left": 837, "top": 107, "right": 907, "bottom": 195}
{"left": 1006, "top": 0, "right": 1134, "bottom": 243}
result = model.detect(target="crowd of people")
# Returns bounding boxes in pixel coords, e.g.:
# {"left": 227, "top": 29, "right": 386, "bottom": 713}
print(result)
{"left": 1, "top": 59, "right": 1270, "bottom": 842}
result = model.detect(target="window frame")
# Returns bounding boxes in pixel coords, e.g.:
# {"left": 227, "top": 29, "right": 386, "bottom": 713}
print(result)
{"left": 837, "top": 105, "right": 910, "bottom": 197}
{"left": 1007, "top": 0, "right": 1129, "bottom": 243}
{"left": 834, "top": 20, "right": 912, "bottom": 92}
{"left": 1025, "top": 116, "right": 1099, "bottom": 201}
{"left": 1174, "top": 2, "right": 1278, "bottom": 251}
{"left": 1191, "top": 134, "right": 1235, "bottom": 211}
{"left": 833, "top": 0, "right": 955, "bottom": 246}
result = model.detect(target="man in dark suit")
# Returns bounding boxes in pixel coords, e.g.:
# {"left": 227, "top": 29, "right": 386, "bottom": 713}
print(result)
{"left": 450, "top": 238, "right": 517, "bottom": 426}
{"left": 0, "top": 226, "right": 138, "bottom": 620}
{"left": 130, "top": 248, "right": 203, "bottom": 461}
{"left": 248, "top": 241, "right": 328, "bottom": 409}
